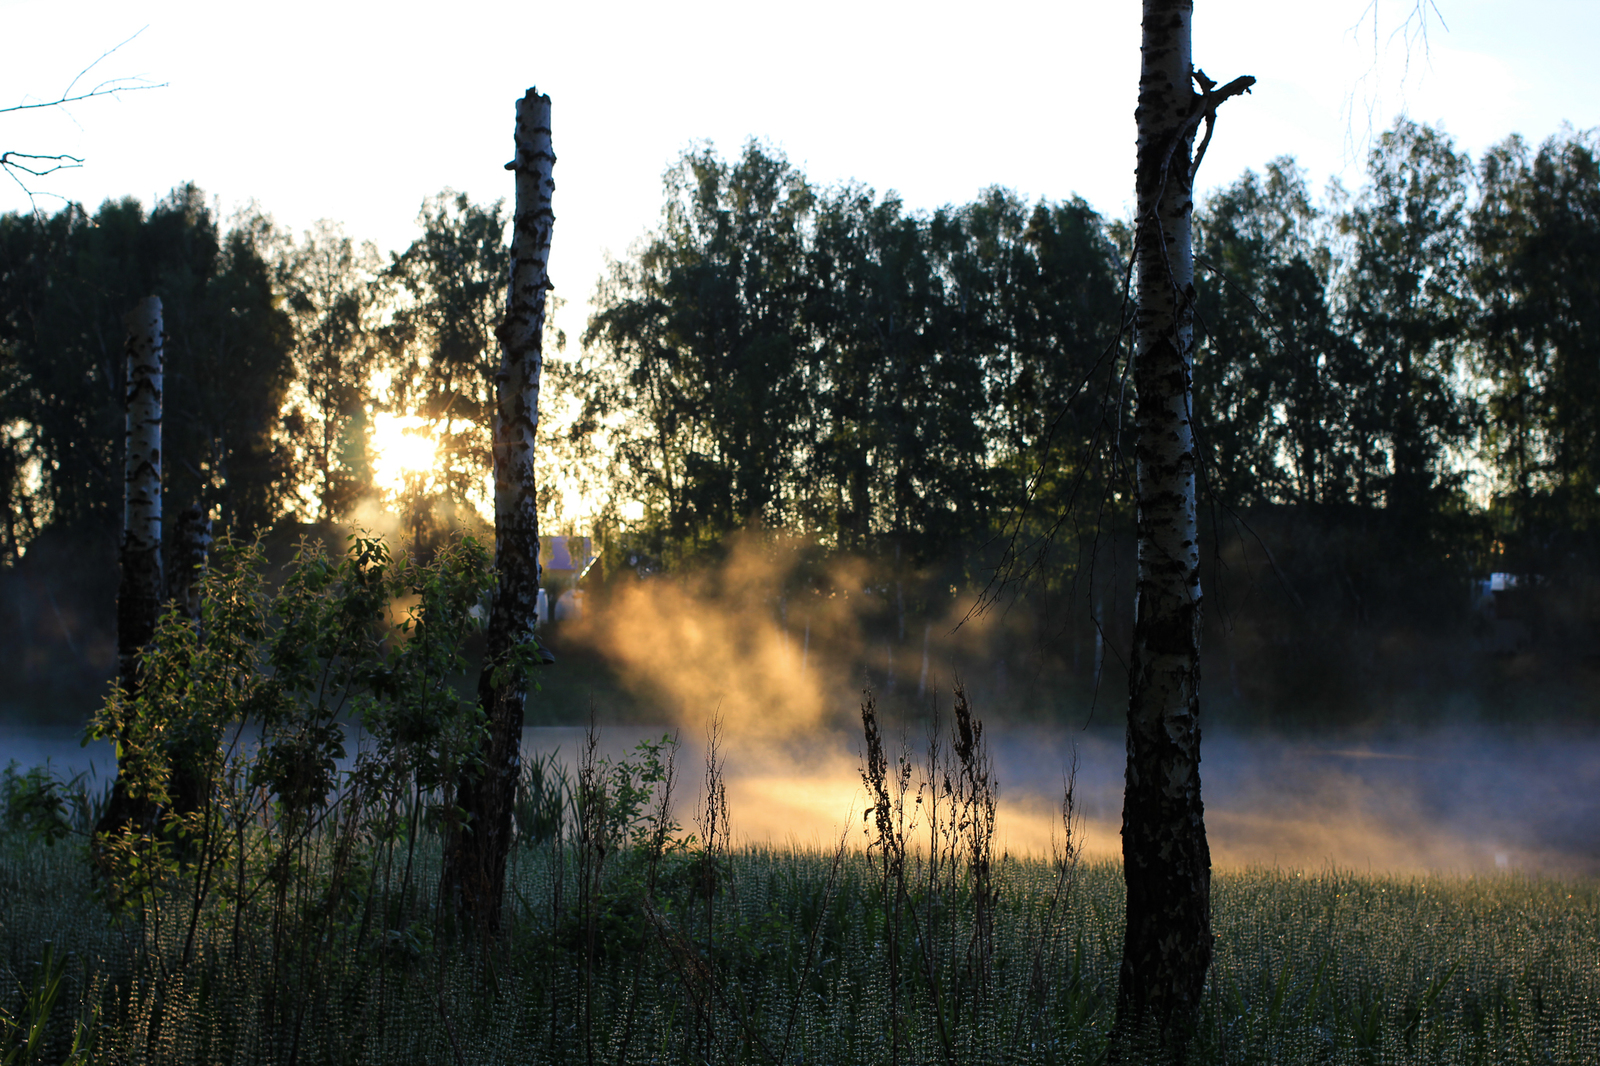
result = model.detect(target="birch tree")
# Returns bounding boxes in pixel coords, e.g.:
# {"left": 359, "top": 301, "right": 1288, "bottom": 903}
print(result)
{"left": 118, "top": 296, "right": 163, "bottom": 692}
{"left": 1112, "top": 2, "right": 1251, "bottom": 1057}
{"left": 1194, "top": 160, "right": 1344, "bottom": 507}
{"left": 94, "top": 295, "right": 164, "bottom": 846}
{"left": 1336, "top": 120, "right": 1473, "bottom": 527}
{"left": 582, "top": 144, "right": 815, "bottom": 556}
{"left": 443, "top": 88, "right": 555, "bottom": 930}
{"left": 1, "top": 31, "right": 163, "bottom": 209}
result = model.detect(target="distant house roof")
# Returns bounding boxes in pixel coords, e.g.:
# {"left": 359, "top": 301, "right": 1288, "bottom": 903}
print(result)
{"left": 543, "top": 536, "right": 592, "bottom": 573}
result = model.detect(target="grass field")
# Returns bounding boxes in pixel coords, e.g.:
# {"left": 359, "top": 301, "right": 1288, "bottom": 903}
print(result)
{"left": 3, "top": 812, "right": 1597, "bottom": 1065}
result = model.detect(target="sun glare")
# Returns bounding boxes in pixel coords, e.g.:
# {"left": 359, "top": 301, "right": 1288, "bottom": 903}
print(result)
{"left": 369, "top": 413, "right": 439, "bottom": 497}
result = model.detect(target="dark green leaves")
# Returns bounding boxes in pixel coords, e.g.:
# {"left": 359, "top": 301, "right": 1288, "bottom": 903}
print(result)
{"left": 85, "top": 531, "right": 498, "bottom": 906}
{"left": 578, "top": 143, "right": 1124, "bottom": 569}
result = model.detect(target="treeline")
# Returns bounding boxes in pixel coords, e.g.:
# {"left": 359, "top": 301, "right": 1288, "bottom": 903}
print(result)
{"left": 580, "top": 121, "right": 1600, "bottom": 575}
{"left": 576, "top": 146, "right": 1124, "bottom": 567}
{"left": 0, "top": 185, "right": 292, "bottom": 547}
{"left": 4, "top": 117, "right": 1600, "bottom": 723}
{"left": 0, "top": 186, "right": 517, "bottom": 561}
{"left": 0, "top": 185, "right": 524, "bottom": 716}
{"left": 572, "top": 120, "right": 1600, "bottom": 723}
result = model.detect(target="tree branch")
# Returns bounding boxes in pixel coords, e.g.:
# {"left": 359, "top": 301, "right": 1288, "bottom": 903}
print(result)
{"left": 3, "top": 29, "right": 166, "bottom": 213}
{"left": 1188, "top": 70, "right": 1257, "bottom": 184}
{"left": 0, "top": 151, "right": 84, "bottom": 178}
{"left": 0, "top": 27, "right": 166, "bottom": 117}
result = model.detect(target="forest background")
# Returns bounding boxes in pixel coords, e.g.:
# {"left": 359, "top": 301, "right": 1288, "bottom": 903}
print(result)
{"left": 5, "top": 113, "right": 1600, "bottom": 735}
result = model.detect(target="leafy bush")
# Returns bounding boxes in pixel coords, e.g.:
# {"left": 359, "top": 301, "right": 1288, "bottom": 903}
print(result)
{"left": 1, "top": 764, "right": 98, "bottom": 848}
{"left": 71, "top": 532, "right": 505, "bottom": 1051}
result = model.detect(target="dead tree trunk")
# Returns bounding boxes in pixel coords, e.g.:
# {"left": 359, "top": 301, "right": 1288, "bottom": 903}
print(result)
{"left": 1110, "top": 3, "right": 1252, "bottom": 1059}
{"left": 95, "top": 295, "right": 165, "bottom": 846}
{"left": 444, "top": 87, "right": 555, "bottom": 931}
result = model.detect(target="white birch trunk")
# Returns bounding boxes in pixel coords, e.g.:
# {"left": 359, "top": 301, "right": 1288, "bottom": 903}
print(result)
{"left": 118, "top": 295, "right": 164, "bottom": 688}
{"left": 447, "top": 88, "right": 555, "bottom": 930}
{"left": 1112, "top": 1, "right": 1252, "bottom": 1054}
{"left": 98, "top": 296, "right": 165, "bottom": 850}
{"left": 494, "top": 89, "right": 554, "bottom": 611}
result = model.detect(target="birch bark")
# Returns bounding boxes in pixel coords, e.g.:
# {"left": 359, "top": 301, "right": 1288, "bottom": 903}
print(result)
{"left": 119, "top": 295, "right": 164, "bottom": 678}
{"left": 1111, "top": 1, "right": 1251, "bottom": 1056}
{"left": 95, "top": 296, "right": 165, "bottom": 846}
{"left": 445, "top": 88, "right": 555, "bottom": 930}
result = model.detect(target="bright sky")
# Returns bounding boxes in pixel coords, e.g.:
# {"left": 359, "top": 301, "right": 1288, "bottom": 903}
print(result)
{"left": 5, "top": 0, "right": 1599, "bottom": 350}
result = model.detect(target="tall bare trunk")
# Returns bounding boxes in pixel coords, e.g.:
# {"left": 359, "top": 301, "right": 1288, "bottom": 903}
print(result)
{"left": 95, "top": 296, "right": 165, "bottom": 846}
{"left": 445, "top": 88, "right": 555, "bottom": 930}
{"left": 1111, "top": 3, "right": 1251, "bottom": 1058}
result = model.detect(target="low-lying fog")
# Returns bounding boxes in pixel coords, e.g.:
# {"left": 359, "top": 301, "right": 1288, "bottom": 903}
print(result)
{"left": 8, "top": 538, "right": 1597, "bottom": 877}
{"left": 9, "top": 720, "right": 1597, "bottom": 877}
{"left": 523, "top": 722, "right": 1600, "bottom": 877}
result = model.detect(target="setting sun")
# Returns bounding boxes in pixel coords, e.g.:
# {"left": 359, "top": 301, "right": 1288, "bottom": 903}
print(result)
{"left": 368, "top": 412, "right": 438, "bottom": 498}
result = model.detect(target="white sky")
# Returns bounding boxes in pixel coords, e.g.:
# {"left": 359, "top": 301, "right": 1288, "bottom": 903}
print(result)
{"left": 4, "top": 0, "right": 1599, "bottom": 348}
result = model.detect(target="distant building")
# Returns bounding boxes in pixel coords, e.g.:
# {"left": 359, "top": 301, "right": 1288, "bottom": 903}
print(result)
{"left": 1474, "top": 572, "right": 1533, "bottom": 655}
{"left": 543, "top": 536, "right": 594, "bottom": 576}
{"left": 537, "top": 536, "right": 596, "bottom": 624}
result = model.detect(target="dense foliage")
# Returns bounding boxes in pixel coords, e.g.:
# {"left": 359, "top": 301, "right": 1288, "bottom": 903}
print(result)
{"left": 566, "top": 125, "right": 1600, "bottom": 591}
{"left": 577, "top": 144, "right": 1126, "bottom": 568}
{"left": 3, "top": 122, "right": 1597, "bottom": 565}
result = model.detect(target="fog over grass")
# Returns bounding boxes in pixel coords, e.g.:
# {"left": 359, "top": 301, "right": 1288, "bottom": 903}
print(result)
{"left": 19, "top": 719, "right": 1596, "bottom": 875}
{"left": 7, "top": 533, "right": 1597, "bottom": 878}
{"left": 526, "top": 537, "right": 1600, "bottom": 876}
{"left": 499, "top": 722, "right": 1598, "bottom": 877}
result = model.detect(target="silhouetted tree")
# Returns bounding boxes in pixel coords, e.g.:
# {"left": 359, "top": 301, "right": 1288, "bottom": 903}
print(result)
{"left": 377, "top": 190, "right": 509, "bottom": 540}
{"left": 274, "top": 220, "right": 380, "bottom": 521}
{"left": 1334, "top": 120, "right": 1475, "bottom": 529}
{"left": 1474, "top": 129, "right": 1600, "bottom": 572}
{"left": 581, "top": 144, "right": 1126, "bottom": 577}
{"left": 93, "top": 296, "right": 165, "bottom": 850}
{"left": 1195, "top": 159, "right": 1345, "bottom": 506}
{"left": 0, "top": 187, "right": 294, "bottom": 546}
{"left": 582, "top": 143, "right": 815, "bottom": 560}
{"left": 805, "top": 185, "right": 999, "bottom": 560}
